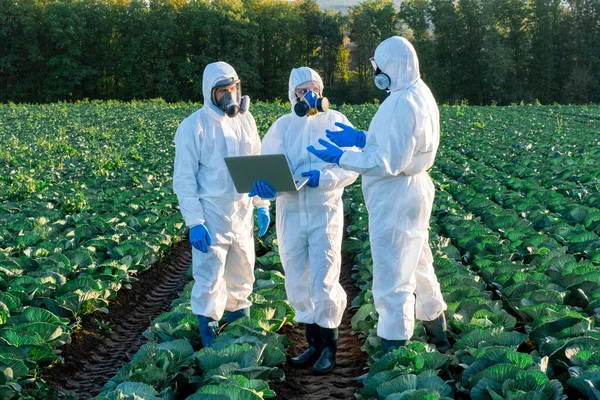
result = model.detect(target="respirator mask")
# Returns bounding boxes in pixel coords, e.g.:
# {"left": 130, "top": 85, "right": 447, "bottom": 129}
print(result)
{"left": 212, "top": 78, "right": 250, "bottom": 118}
{"left": 370, "top": 57, "right": 391, "bottom": 91}
{"left": 294, "top": 89, "right": 329, "bottom": 117}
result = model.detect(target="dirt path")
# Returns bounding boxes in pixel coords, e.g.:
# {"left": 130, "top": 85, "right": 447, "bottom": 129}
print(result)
{"left": 270, "top": 254, "right": 369, "bottom": 400}
{"left": 43, "top": 241, "right": 192, "bottom": 399}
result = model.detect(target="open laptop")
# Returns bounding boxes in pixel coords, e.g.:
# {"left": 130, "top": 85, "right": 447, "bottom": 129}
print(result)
{"left": 224, "top": 154, "right": 309, "bottom": 194}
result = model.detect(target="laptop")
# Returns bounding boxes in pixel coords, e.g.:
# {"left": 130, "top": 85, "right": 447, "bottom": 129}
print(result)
{"left": 224, "top": 154, "right": 309, "bottom": 194}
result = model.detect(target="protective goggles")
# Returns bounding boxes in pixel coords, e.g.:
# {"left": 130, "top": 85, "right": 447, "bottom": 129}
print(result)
{"left": 295, "top": 82, "right": 322, "bottom": 98}
{"left": 214, "top": 77, "right": 240, "bottom": 88}
{"left": 369, "top": 57, "right": 379, "bottom": 72}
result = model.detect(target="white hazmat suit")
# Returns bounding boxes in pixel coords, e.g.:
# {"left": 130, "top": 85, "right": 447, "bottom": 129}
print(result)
{"left": 261, "top": 67, "right": 359, "bottom": 328}
{"left": 173, "top": 61, "right": 269, "bottom": 321}
{"left": 338, "top": 37, "right": 447, "bottom": 340}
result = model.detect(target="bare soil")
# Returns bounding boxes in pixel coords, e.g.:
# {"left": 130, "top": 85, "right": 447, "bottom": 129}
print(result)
{"left": 270, "top": 254, "right": 369, "bottom": 400}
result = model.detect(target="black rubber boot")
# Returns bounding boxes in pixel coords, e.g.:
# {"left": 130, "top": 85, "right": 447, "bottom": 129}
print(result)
{"left": 197, "top": 315, "right": 219, "bottom": 348}
{"left": 225, "top": 307, "right": 250, "bottom": 324}
{"left": 381, "top": 338, "right": 407, "bottom": 353}
{"left": 312, "top": 327, "right": 338, "bottom": 374}
{"left": 290, "top": 323, "right": 322, "bottom": 367}
{"left": 423, "top": 313, "right": 451, "bottom": 352}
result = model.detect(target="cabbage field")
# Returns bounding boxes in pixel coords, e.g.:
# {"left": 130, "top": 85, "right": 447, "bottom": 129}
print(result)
{"left": 0, "top": 101, "right": 599, "bottom": 399}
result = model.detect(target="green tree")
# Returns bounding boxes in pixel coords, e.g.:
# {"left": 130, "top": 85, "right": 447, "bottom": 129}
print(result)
{"left": 209, "top": 0, "right": 261, "bottom": 101}
{"left": 78, "top": 0, "right": 117, "bottom": 99}
{"left": 146, "top": 0, "right": 183, "bottom": 101}
{"left": 427, "top": 0, "right": 465, "bottom": 103}
{"left": 491, "top": 0, "right": 532, "bottom": 103}
{"left": 2, "top": 0, "right": 597, "bottom": 105}
{"left": 348, "top": 0, "right": 397, "bottom": 102}
{"left": 318, "top": 12, "right": 347, "bottom": 89}
{"left": 456, "top": 0, "right": 491, "bottom": 104}
{"left": 176, "top": 0, "right": 213, "bottom": 102}
{"left": 114, "top": 0, "right": 152, "bottom": 100}
{"left": 42, "top": 0, "right": 93, "bottom": 101}
{"left": 243, "top": 0, "right": 299, "bottom": 101}
{"left": 398, "top": 0, "right": 438, "bottom": 96}
{"left": 563, "top": 0, "right": 600, "bottom": 103}
{"left": 295, "top": 0, "right": 324, "bottom": 68}
{"left": 0, "top": 0, "right": 44, "bottom": 102}
{"left": 527, "top": 0, "right": 562, "bottom": 104}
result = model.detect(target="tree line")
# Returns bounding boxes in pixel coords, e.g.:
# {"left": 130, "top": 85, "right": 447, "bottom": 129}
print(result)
{"left": 1, "top": 0, "right": 599, "bottom": 105}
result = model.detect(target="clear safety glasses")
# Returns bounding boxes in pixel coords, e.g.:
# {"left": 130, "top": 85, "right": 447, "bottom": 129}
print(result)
{"left": 369, "top": 57, "right": 378, "bottom": 72}
{"left": 295, "top": 82, "right": 322, "bottom": 98}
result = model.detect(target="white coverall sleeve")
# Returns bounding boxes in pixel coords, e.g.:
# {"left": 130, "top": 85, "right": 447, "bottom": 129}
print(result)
{"left": 319, "top": 165, "right": 359, "bottom": 190}
{"left": 248, "top": 114, "right": 270, "bottom": 209}
{"left": 173, "top": 121, "right": 205, "bottom": 227}
{"left": 339, "top": 98, "right": 417, "bottom": 177}
{"left": 319, "top": 115, "right": 360, "bottom": 190}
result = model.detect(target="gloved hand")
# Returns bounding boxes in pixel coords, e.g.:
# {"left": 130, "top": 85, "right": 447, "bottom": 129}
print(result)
{"left": 257, "top": 207, "right": 270, "bottom": 236}
{"left": 248, "top": 180, "right": 276, "bottom": 199}
{"left": 190, "top": 224, "right": 211, "bottom": 253}
{"left": 326, "top": 122, "right": 366, "bottom": 148}
{"left": 307, "top": 139, "right": 344, "bottom": 165}
{"left": 301, "top": 170, "right": 320, "bottom": 188}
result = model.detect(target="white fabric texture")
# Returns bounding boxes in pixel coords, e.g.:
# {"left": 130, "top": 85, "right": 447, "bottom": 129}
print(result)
{"left": 262, "top": 67, "right": 359, "bottom": 328}
{"left": 173, "top": 61, "right": 268, "bottom": 320}
{"left": 339, "top": 37, "right": 447, "bottom": 340}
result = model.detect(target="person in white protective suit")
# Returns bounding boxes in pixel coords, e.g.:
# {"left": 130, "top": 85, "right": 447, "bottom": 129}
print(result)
{"left": 249, "top": 67, "right": 359, "bottom": 373}
{"left": 173, "top": 61, "right": 271, "bottom": 348}
{"left": 307, "top": 37, "right": 450, "bottom": 354}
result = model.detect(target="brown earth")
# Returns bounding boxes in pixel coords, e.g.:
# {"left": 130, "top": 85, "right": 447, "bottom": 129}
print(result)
{"left": 270, "top": 254, "right": 369, "bottom": 400}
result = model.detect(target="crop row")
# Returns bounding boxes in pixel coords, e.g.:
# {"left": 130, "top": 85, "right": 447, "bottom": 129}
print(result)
{"left": 435, "top": 151, "right": 600, "bottom": 261}
{"left": 87, "top": 225, "right": 292, "bottom": 399}
{"left": 0, "top": 101, "right": 292, "bottom": 394}
{"left": 432, "top": 176, "right": 600, "bottom": 398}
{"left": 441, "top": 105, "right": 600, "bottom": 206}
{"left": 343, "top": 182, "right": 570, "bottom": 400}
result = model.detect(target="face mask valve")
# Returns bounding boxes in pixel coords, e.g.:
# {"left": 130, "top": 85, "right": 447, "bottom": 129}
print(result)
{"left": 212, "top": 78, "right": 250, "bottom": 118}
{"left": 294, "top": 90, "right": 329, "bottom": 117}
{"left": 370, "top": 57, "right": 391, "bottom": 91}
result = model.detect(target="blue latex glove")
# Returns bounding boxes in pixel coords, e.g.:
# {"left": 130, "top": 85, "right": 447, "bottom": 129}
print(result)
{"left": 306, "top": 139, "right": 344, "bottom": 165}
{"left": 190, "top": 224, "right": 211, "bottom": 253}
{"left": 257, "top": 207, "right": 270, "bottom": 237}
{"left": 326, "top": 122, "right": 366, "bottom": 148}
{"left": 301, "top": 170, "right": 320, "bottom": 188}
{"left": 248, "top": 180, "right": 276, "bottom": 199}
